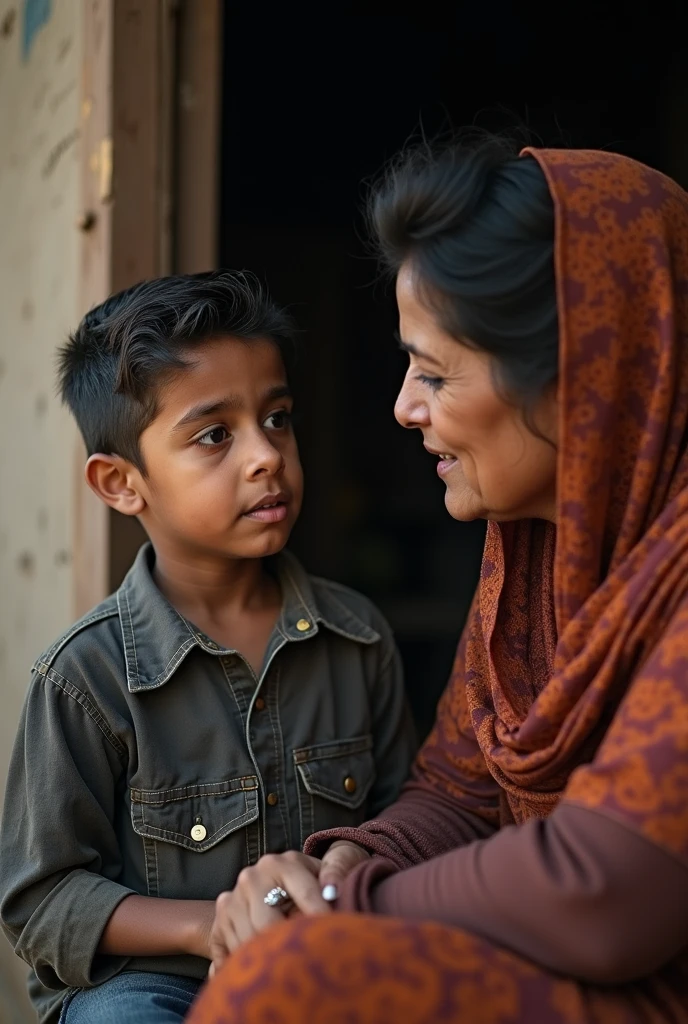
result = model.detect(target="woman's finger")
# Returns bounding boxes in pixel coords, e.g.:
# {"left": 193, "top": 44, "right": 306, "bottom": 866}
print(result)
{"left": 233, "top": 868, "right": 285, "bottom": 942}
{"left": 245, "top": 853, "right": 329, "bottom": 932}
{"left": 272, "top": 852, "right": 331, "bottom": 916}
{"left": 212, "top": 852, "right": 330, "bottom": 955}
{"left": 319, "top": 841, "right": 370, "bottom": 901}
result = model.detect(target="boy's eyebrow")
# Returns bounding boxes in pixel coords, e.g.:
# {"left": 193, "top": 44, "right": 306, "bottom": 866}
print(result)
{"left": 172, "top": 385, "right": 292, "bottom": 431}
{"left": 395, "top": 331, "right": 443, "bottom": 368}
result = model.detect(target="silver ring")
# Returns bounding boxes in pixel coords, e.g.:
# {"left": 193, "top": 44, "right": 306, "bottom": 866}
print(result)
{"left": 263, "top": 886, "right": 291, "bottom": 909}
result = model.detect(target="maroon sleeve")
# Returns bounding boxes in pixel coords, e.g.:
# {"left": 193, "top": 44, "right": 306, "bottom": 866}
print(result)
{"left": 333, "top": 802, "right": 688, "bottom": 985}
{"left": 304, "top": 774, "right": 498, "bottom": 869}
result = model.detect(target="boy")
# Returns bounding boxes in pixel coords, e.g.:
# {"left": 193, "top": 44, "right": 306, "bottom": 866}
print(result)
{"left": 0, "top": 271, "right": 415, "bottom": 1023}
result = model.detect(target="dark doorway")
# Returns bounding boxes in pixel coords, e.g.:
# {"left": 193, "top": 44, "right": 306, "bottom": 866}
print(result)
{"left": 219, "top": 9, "right": 688, "bottom": 739}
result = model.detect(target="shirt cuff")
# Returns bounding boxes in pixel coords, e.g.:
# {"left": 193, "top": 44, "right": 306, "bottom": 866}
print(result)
{"left": 16, "top": 872, "right": 136, "bottom": 990}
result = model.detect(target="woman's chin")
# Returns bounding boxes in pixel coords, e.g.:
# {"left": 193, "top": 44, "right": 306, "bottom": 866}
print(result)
{"left": 444, "top": 486, "right": 485, "bottom": 522}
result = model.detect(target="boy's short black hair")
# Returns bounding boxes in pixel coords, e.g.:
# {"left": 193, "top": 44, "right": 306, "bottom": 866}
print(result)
{"left": 58, "top": 270, "right": 296, "bottom": 472}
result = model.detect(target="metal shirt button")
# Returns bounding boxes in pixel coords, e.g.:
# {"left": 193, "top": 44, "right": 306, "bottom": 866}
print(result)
{"left": 267, "top": 792, "right": 279, "bottom": 806}
{"left": 254, "top": 697, "right": 266, "bottom": 711}
{"left": 191, "top": 824, "right": 207, "bottom": 842}
{"left": 344, "top": 776, "right": 357, "bottom": 794}
{"left": 296, "top": 618, "right": 311, "bottom": 632}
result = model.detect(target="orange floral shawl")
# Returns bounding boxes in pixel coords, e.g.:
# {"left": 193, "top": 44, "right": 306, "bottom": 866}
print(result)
{"left": 418, "top": 149, "right": 688, "bottom": 862}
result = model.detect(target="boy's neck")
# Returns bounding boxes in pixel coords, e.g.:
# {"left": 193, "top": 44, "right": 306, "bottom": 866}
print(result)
{"left": 151, "top": 546, "right": 280, "bottom": 622}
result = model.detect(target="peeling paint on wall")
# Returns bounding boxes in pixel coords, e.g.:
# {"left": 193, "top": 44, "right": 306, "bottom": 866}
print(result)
{"left": 22, "top": 0, "right": 51, "bottom": 61}
{"left": 42, "top": 127, "right": 79, "bottom": 177}
{"left": 1, "top": 1, "right": 81, "bottom": 1017}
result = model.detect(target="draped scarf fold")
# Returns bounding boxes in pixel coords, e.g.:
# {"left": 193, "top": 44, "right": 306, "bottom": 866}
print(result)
{"left": 421, "top": 150, "right": 688, "bottom": 847}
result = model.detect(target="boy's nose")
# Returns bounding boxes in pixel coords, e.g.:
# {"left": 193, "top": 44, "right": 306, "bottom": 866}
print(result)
{"left": 245, "top": 436, "right": 284, "bottom": 478}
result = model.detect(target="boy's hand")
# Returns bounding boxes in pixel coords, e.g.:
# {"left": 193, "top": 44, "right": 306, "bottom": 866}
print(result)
{"left": 209, "top": 851, "right": 330, "bottom": 972}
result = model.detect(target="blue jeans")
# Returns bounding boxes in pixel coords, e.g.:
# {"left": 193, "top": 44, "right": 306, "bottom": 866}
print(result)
{"left": 59, "top": 972, "right": 202, "bottom": 1023}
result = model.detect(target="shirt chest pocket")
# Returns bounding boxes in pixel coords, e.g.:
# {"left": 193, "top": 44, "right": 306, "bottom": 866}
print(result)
{"left": 293, "top": 735, "right": 375, "bottom": 846}
{"left": 130, "top": 776, "right": 260, "bottom": 900}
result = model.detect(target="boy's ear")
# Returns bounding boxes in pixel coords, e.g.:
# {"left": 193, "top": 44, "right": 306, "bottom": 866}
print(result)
{"left": 85, "top": 454, "right": 146, "bottom": 516}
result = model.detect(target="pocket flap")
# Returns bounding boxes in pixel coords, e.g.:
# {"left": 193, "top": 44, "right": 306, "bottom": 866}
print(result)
{"left": 293, "top": 735, "right": 375, "bottom": 810}
{"left": 130, "top": 776, "right": 259, "bottom": 852}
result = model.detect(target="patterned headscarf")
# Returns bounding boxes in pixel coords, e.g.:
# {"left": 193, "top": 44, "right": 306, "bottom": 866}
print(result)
{"left": 419, "top": 150, "right": 688, "bottom": 859}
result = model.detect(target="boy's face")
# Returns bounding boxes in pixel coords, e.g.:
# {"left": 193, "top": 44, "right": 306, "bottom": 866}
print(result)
{"left": 135, "top": 336, "right": 303, "bottom": 561}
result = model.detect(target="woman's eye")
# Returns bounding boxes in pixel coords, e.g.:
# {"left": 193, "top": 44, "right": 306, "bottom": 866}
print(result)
{"left": 196, "top": 426, "right": 230, "bottom": 447}
{"left": 264, "top": 410, "right": 291, "bottom": 430}
{"left": 417, "top": 373, "right": 445, "bottom": 392}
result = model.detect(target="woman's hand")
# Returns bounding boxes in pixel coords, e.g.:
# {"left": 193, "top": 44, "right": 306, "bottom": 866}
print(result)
{"left": 208, "top": 851, "right": 330, "bottom": 973}
{"left": 318, "top": 840, "right": 371, "bottom": 901}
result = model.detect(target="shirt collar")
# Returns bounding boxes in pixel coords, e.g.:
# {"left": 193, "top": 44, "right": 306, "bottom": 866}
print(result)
{"left": 117, "top": 544, "right": 378, "bottom": 693}
{"left": 275, "top": 548, "right": 379, "bottom": 645}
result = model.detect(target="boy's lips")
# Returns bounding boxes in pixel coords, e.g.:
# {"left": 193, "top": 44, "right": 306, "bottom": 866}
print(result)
{"left": 243, "top": 491, "right": 289, "bottom": 524}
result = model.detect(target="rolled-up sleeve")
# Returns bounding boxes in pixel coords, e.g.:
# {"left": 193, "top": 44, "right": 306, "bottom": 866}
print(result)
{"left": 0, "top": 670, "right": 135, "bottom": 990}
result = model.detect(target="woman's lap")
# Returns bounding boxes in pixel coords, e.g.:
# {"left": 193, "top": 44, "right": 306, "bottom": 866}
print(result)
{"left": 187, "top": 915, "right": 679, "bottom": 1024}
{"left": 60, "top": 971, "right": 201, "bottom": 1024}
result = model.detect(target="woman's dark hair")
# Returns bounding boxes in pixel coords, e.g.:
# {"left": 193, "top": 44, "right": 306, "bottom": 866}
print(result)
{"left": 368, "top": 136, "right": 559, "bottom": 419}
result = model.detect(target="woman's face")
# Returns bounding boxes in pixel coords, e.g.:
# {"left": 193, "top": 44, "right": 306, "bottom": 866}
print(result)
{"left": 394, "top": 264, "right": 559, "bottom": 523}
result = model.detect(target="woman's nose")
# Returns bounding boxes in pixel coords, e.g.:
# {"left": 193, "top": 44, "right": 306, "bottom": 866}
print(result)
{"left": 394, "top": 374, "right": 429, "bottom": 430}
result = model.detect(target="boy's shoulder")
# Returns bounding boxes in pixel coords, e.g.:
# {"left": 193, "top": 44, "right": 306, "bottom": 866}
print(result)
{"left": 32, "top": 590, "right": 122, "bottom": 679}
{"left": 31, "top": 544, "right": 161, "bottom": 693}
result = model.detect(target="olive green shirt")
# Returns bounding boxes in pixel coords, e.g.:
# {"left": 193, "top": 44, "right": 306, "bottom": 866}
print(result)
{"left": 0, "top": 544, "right": 415, "bottom": 1023}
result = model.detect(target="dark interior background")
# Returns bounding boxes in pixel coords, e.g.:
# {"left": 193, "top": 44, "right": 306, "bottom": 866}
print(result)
{"left": 220, "top": 8, "right": 688, "bottom": 740}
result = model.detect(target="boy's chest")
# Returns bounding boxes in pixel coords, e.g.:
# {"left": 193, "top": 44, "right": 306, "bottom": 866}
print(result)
{"left": 114, "top": 639, "right": 377, "bottom": 901}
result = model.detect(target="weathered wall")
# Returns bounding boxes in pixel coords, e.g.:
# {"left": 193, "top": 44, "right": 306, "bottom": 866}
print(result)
{"left": 0, "top": 1, "right": 83, "bottom": 1019}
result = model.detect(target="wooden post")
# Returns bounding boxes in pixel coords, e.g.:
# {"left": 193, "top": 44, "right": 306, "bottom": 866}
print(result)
{"left": 107, "top": 0, "right": 174, "bottom": 590}
{"left": 175, "top": 0, "right": 222, "bottom": 274}
{"left": 74, "top": 0, "right": 222, "bottom": 614}
{"left": 75, "top": 0, "right": 114, "bottom": 615}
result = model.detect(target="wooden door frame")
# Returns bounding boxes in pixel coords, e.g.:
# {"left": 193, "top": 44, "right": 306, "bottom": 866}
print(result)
{"left": 74, "top": 0, "right": 221, "bottom": 616}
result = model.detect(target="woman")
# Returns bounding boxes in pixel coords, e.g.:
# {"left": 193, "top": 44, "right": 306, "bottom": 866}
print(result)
{"left": 189, "top": 142, "right": 688, "bottom": 1022}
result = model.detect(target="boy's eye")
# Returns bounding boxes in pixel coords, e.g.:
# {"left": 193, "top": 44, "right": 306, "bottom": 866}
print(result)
{"left": 416, "top": 373, "right": 445, "bottom": 392}
{"left": 196, "top": 426, "right": 230, "bottom": 447}
{"left": 263, "top": 409, "right": 291, "bottom": 430}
